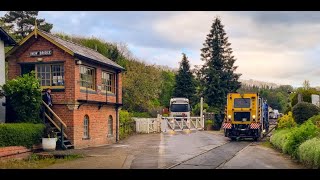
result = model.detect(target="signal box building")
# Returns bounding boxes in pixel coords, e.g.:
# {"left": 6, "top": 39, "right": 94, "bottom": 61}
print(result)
{"left": 6, "top": 28, "right": 124, "bottom": 149}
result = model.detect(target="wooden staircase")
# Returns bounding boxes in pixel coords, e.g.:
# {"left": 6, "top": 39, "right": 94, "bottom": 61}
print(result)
{"left": 42, "top": 101, "right": 74, "bottom": 150}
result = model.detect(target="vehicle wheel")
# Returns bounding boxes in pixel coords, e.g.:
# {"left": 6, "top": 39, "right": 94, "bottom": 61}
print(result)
{"left": 231, "top": 137, "right": 237, "bottom": 141}
{"left": 253, "top": 137, "right": 259, "bottom": 141}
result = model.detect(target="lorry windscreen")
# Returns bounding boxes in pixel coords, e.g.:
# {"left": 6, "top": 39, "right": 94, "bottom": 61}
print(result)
{"left": 234, "top": 98, "right": 251, "bottom": 108}
{"left": 170, "top": 104, "right": 190, "bottom": 112}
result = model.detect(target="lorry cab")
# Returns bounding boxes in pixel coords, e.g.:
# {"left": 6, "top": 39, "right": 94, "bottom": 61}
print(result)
{"left": 169, "top": 97, "right": 191, "bottom": 118}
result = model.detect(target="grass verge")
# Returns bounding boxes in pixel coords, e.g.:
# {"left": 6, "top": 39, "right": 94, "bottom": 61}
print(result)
{"left": 0, "top": 154, "right": 83, "bottom": 169}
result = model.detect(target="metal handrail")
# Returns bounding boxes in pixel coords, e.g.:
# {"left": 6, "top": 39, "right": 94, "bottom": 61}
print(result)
{"left": 42, "top": 100, "right": 67, "bottom": 128}
{"left": 44, "top": 112, "right": 68, "bottom": 138}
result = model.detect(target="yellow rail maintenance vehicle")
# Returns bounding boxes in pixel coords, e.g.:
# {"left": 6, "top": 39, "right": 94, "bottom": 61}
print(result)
{"left": 222, "top": 93, "right": 267, "bottom": 141}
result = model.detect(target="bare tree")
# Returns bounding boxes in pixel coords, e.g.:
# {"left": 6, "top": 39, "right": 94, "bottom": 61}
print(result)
{"left": 115, "top": 42, "right": 133, "bottom": 59}
{"left": 302, "top": 80, "right": 310, "bottom": 90}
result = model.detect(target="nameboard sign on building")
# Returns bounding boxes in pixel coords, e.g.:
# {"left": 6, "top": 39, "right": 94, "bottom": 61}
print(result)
{"left": 30, "top": 50, "right": 52, "bottom": 57}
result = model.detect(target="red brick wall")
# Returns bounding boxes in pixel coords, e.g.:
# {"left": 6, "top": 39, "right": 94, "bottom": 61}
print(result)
{"left": 74, "top": 61, "right": 120, "bottom": 104}
{"left": 72, "top": 104, "right": 116, "bottom": 149}
{"left": 6, "top": 34, "right": 122, "bottom": 149}
{"left": 51, "top": 105, "right": 74, "bottom": 141}
{"left": 7, "top": 36, "right": 76, "bottom": 104}
{"left": 0, "top": 146, "right": 30, "bottom": 157}
{"left": 0, "top": 144, "right": 41, "bottom": 160}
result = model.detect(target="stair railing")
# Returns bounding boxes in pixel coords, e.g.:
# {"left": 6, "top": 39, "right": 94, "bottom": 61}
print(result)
{"left": 42, "top": 100, "right": 68, "bottom": 149}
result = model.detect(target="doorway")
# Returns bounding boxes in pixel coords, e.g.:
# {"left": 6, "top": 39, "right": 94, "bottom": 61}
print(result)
{"left": 21, "top": 64, "right": 35, "bottom": 75}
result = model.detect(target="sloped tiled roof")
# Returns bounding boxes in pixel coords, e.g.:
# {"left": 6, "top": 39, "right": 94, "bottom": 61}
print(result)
{"left": 39, "top": 30, "right": 124, "bottom": 70}
{"left": 0, "top": 27, "right": 16, "bottom": 46}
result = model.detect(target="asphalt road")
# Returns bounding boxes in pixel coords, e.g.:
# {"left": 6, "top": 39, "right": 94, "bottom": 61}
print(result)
{"left": 46, "top": 129, "right": 303, "bottom": 169}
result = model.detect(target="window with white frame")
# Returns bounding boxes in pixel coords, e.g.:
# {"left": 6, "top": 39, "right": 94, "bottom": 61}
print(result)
{"left": 83, "top": 115, "right": 89, "bottom": 139}
{"left": 102, "top": 71, "right": 115, "bottom": 93}
{"left": 80, "top": 65, "right": 95, "bottom": 90}
{"left": 36, "top": 64, "right": 64, "bottom": 88}
{"left": 108, "top": 115, "right": 113, "bottom": 136}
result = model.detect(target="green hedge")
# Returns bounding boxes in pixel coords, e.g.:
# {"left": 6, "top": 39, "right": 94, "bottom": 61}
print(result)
{"left": 271, "top": 119, "right": 319, "bottom": 157}
{"left": 297, "top": 137, "right": 320, "bottom": 169}
{"left": 282, "top": 120, "right": 319, "bottom": 157}
{"left": 270, "top": 129, "right": 292, "bottom": 152}
{"left": 0, "top": 123, "right": 45, "bottom": 148}
{"left": 271, "top": 115, "right": 320, "bottom": 168}
{"left": 308, "top": 115, "right": 320, "bottom": 127}
{"left": 292, "top": 102, "right": 320, "bottom": 124}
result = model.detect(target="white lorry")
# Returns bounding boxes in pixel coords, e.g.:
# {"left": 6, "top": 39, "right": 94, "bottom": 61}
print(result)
{"left": 273, "top": 109, "right": 280, "bottom": 119}
{"left": 169, "top": 97, "right": 191, "bottom": 118}
{"left": 269, "top": 109, "right": 280, "bottom": 119}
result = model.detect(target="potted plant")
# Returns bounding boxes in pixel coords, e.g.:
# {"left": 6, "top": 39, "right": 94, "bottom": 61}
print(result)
{"left": 42, "top": 124, "right": 58, "bottom": 151}
{"left": 205, "top": 120, "right": 213, "bottom": 131}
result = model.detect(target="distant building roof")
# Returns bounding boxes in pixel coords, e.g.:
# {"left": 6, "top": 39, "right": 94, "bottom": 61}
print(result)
{"left": 7, "top": 28, "right": 124, "bottom": 71}
{"left": 0, "top": 27, "right": 16, "bottom": 46}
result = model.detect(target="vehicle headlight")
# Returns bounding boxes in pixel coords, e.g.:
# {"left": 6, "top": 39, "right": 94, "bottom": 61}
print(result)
{"left": 252, "top": 115, "right": 256, "bottom": 119}
{"left": 228, "top": 115, "right": 231, "bottom": 119}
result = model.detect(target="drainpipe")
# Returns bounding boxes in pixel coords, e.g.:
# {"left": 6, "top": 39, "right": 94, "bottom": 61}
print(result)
{"left": 115, "top": 71, "right": 119, "bottom": 142}
{"left": 116, "top": 106, "right": 119, "bottom": 142}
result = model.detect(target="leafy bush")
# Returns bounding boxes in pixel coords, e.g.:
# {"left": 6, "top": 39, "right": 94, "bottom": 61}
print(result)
{"left": 0, "top": 123, "right": 45, "bottom": 148}
{"left": 162, "top": 114, "right": 169, "bottom": 117}
{"left": 283, "top": 120, "right": 319, "bottom": 157}
{"left": 1, "top": 72, "right": 42, "bottom": 123}
{"left": 297, "top": 137, "right": 320, "bottom": 169}
{"left": 205, "top": 120, "right": 214, "bottom": 130}
{"left": 130, "top": 112, "right": 152, "bottom": 118}
{"left": 292, "top": 102, "right": 320, "bottom": 124}
{"left": 270, "top": 129, "right": 292, "bottom": 152}
{"left": 120, "top": 110, "right": 132, "bottom": 123}
{"left": 119, "top": 122, "right": 135, "bottom": 140}
{"left": 284, "top": 106, "right": 292, "bottom": 116}
{"left": 205, "top": 120, "right": 213, "bottom": 126}
{"left": 277, "top": 112, "right": 297, "bottom": 129}
{"left": 308, "top": 115, "right": 320, "bottom": 127}
{"left": 192, "top": 102, "right": 209, "bottom": 116}
{"left": 119, "top": 110, "right": 134, "bottom": 140}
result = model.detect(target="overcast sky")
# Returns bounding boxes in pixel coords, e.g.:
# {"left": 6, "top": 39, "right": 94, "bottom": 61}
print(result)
{"left": 1, "top": 11, "right": 319, "bottom": 87}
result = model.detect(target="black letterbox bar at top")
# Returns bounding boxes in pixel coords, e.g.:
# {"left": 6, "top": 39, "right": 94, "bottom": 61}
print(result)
{"left": 30, "top": 50, "right": 53, "bottom": 57}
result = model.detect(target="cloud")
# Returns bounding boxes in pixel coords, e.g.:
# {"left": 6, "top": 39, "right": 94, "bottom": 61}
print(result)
{"left": 150, "top": 11, "right": 320, "bottom": 86}
{"left": 127, "top": 44, "right": 187, "bottom": 69}
{"left": 2, "top": 11, "right": 320, "bottom": 87}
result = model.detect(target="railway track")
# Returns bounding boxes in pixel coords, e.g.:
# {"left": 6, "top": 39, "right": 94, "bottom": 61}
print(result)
{"left": 167, "top": 119, "right": 278, "bottom": 169}
{"left": 263, "top": 118, "right": 277, "bottom": 138}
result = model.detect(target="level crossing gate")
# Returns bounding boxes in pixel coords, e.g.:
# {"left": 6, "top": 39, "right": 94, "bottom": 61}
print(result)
{"left": 134, "top": 115, "right": 204, "bottom": 134}
{"left": 159, "top": 115, "right": 204, "bottom": 132}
